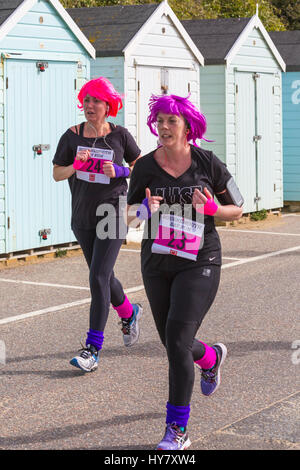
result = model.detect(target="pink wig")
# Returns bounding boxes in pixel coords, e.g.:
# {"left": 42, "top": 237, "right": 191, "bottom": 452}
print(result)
{"left": 77, "top": 77, "right": 123, "bottom": 117}
{"left": 147, "top": 94, "right": 210, "bottom": 146}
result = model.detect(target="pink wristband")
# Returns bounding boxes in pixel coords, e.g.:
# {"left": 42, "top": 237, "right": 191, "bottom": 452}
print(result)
{"left": 196, "top": 198, "right": 218, "bottom": 216}
{"left": 73, "top": 159, "right": 85, "bottom": 170}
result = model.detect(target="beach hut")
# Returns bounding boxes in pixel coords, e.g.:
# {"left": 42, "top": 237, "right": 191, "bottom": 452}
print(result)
{"left": 270, "top": 30, "right": 300, "bottom": 211}
{"left": 68, "top": 0, "right": 204, "bottom": 157}
{"left": 0, "top": 0, "right": 95, "bottom": 255}
{"left": 183, "top": 14, "right": 286, "bottom": 213}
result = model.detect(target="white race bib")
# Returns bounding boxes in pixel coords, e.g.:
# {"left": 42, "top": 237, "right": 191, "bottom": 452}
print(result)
{"left": 75, "top": 146, "right": 114, "bottom": 184}
{"left": 151, "top": 214, "right": 204, "bottom": 261}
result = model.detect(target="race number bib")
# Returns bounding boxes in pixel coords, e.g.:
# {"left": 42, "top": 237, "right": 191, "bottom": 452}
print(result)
{"left": 151, "top": 214, "right": 204, "bottom": 261}
{"left": 75, "top": 146, "right": 114, "bottom": 184}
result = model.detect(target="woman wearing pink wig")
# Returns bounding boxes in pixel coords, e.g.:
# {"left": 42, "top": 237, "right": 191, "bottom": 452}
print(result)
{"left": 53, "top": 77, "right": 142, "bottom": 372}
{"left": 127, "top": 94, "right": 243, "bottom": 450}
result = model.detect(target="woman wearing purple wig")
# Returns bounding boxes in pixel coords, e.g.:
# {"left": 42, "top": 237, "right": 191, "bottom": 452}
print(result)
{"left": 127, "top": 94, "right": 243, "bottom": 450}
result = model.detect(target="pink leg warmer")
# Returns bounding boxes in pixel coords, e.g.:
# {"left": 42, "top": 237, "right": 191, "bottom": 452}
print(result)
{"left": 113, "top": 295, "right": 133, "bottom": 319}
{"left": 194, "top": 341, "right": 217, "bottom": 369}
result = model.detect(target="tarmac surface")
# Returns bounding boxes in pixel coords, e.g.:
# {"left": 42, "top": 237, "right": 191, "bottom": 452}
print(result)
{"left": 0, "top": 214, "right": 299, "bottom": 453}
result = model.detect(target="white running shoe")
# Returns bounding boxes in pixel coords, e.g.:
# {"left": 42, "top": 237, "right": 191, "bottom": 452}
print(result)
{"left": 70, "top": 344, "right": 99, "bottom": 372}
{"left": 120, "top": 303, "right": 143, "bottom": 347}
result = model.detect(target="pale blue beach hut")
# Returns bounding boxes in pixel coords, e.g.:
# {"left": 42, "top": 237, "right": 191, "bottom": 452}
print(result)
{"left": 183, "top": 14, "right": 286, "bottom": 214}
{"left": 0, "top": 0, "right": 95, "bottom": 255}
{"left": 270, "top": 30, "right": 300, "bottom": 210}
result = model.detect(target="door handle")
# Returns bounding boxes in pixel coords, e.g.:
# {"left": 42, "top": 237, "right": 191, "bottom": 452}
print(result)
{"left": 33, "top": 144, "right": 50, "bottom": 155}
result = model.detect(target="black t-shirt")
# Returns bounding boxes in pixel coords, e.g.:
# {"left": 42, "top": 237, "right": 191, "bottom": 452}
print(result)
{"left": 127, "top": 146, "right": 232, "bottom": 271}
{"left": 53, "top": 123, "right": 141, "bottom": 229}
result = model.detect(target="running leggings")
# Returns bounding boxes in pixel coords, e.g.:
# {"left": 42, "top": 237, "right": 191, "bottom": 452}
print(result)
{"left": 72, "top": 225, "right": 126, "bottom": 332}
{"left": 142, "top": 264, "right": 221, "bottom": 406}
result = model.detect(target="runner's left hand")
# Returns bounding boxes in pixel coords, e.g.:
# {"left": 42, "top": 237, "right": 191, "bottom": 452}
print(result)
{"left": 192, "top": 187, "right": 212, "bottom": 209}
{"left": 102, "top": 161, "right": 116, "bottom": 178}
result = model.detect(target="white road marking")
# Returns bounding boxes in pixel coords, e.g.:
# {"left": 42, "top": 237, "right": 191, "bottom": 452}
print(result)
{"left": 218, "top": 228, "right": 300, "bottom": 237}
{"left": 0, "top": 278, "right": 145, "bottom": 292}
{"left": 0, "top": 298, "right": 91, "bottom": 325}
{"left": 0, "top": 278, "right": 90, "bottom": 290}
{"left": 120, "top": 248, "right": 141, "bottom": 253}
{"left": 222, "top": 245, "right": 300, "bottom": 269}
{"left": 282, "top": 214, "right": 300, "bottom": 217}
{"left": 0, "top": 285, "right": 145, "bottom": 325}
{"left": 124, "top": 285, "right": 144, "bottom": 294}
{"left": 1, "top": 245, "right": 300, "bottom": 326}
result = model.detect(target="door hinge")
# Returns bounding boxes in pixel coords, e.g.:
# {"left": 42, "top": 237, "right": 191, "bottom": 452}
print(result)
{"left": 137, "top": 80, "right": 140, "bottom": 92}
{"left": 254, "top": 196, "right": 261, "bottom": 203}
{"left": 161, "top": 68, "right": 169, "bottom": 95}
{"left": 253, "top": 135, "right": 262, "bottom": 142}
{"left": 7, "top": 217, "right": 10, "bottom": 229}
{"left": 74, "top": 78, "right": 77, "bottom": 90}
{"left": 6, "top": 77, "right": 8, "bottom": 89}
{"left": 236, "top": 84, "right": 238, "bottom": 93}
{"left": 253, "top": 73, "right": 260, "bottom": 80}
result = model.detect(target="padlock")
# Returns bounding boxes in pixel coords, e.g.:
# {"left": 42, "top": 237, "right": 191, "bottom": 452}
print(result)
{"left": 33, "top": 144, "right": 50, "bottom": 155}
{"left": 37, "top": 62, "right": 47, "bottom": 72}
{"left": 39, "top": 228, "right": 51, "bottom": 240}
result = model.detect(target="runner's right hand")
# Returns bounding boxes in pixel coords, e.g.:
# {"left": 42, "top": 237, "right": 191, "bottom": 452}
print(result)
{"left": 145, "top": 188, "right": 163, "bottom": 214}
{"left": 75, "top": 149, "right": 90, "bottom": 162}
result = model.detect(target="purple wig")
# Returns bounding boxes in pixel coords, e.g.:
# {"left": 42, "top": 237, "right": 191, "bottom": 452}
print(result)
{"left": 77, "top": 77, "right": 123, "bottom": 117}
{"left": 147, "top": 94, "right": 210, "bottom": 146}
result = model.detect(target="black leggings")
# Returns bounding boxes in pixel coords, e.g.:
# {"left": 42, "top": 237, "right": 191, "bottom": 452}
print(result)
{"left": 72, "top": 225, "right": 126, "bottom": 332}
{"left": 142, "top": 264, "right": 221, "bottom": 406}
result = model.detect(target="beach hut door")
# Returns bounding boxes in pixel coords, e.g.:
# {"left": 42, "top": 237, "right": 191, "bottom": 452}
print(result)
{"left": 136, "top": 66, "right": 194, "bottom": 155}
{"left": 136, "top": 66, "right": 161, "bottom": 156}
{"left": 255, "top": 73, "right": 276, "bottom": 211}
{"left": 235, "top": 71, "right": 275, "bottom": 212}
{"left": 5, "top": 59, "right": 76, "bottom": 253}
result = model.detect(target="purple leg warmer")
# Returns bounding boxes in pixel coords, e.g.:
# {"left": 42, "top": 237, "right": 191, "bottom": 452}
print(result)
{"left": 166, "top": 402, "right": 190, "bottom": 428}
{"left": 86, "top": 329, "right": 104, "bottom": 351}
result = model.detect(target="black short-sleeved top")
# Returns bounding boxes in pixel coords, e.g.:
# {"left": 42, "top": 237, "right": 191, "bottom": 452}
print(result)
{"left": 127, "top": 146, "right": 232, "bottom": 271}
{"left": 53, "top": 122, "right": 141, "bottom": 229}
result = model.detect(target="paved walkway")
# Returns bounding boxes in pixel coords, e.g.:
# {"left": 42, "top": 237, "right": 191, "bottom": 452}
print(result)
{"left": 0, "top": 214, "right": 299, "bottom": 452}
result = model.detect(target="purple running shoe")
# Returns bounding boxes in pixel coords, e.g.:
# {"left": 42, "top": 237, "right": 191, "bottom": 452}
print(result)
{"left": 156, "top": 423, "right": 191, "bottom": 450}
{"left": 200, "top": 343, "right": 227, "bottom": 396}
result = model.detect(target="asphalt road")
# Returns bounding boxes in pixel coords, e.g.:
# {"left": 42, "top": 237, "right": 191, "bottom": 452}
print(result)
{"left": 0, "top": 214, "right": 299, "bottom": 452}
